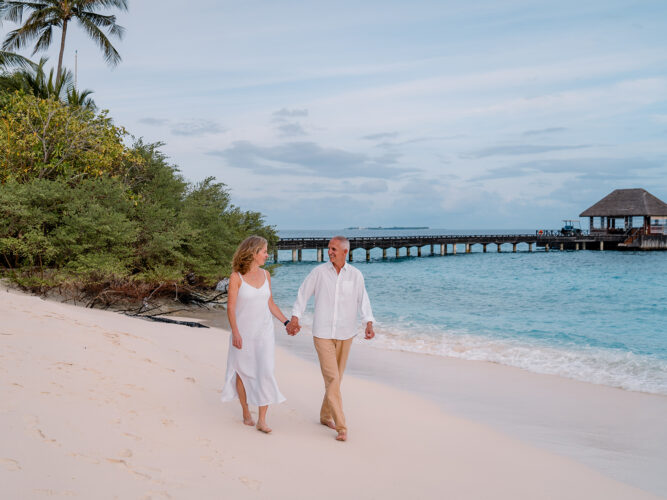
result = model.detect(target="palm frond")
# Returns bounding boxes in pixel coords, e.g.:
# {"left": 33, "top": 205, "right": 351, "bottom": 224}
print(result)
{"left": 84, "top": 0, "right": 128, "bottom": 11}
{"left": 76, "top": 10, "right": 124, "bottom": 39}
{"left": 77, "top": 15, "right": 121, "bottom": 66}
{"left": 32, "top": 24, "right": 52, "bottom": 52}
{"left": 0, "top": 49, "right": 35, "bottom": 69}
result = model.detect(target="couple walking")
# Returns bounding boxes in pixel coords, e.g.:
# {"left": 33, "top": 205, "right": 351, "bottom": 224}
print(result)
{"left": 220, "top": 235, "right": 375, "bottom": 441}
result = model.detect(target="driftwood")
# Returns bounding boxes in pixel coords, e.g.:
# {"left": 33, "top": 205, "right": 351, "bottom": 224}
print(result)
{"left": 132, "top": 315, "right": 209, "bottom": 329}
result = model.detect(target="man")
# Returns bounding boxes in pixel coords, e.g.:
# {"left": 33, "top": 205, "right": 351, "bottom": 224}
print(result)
{"left": 287, "top": 236, "right": 375, "bottom": 442}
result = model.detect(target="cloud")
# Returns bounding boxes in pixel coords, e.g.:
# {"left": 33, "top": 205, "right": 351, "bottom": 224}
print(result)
{"left": 171, "top": 119, "right": 224, "bottom": 136}
{"left": 138, "top": 117, "right": 169, "bottom": 126}
{"left": 522, "top": 127, "right": 567, "bottom": 136}
{"left": 277, "top": 123, "right": 307, "bottom": 137}
{"left": 362, "top": 132, "right": 399, "bottom": 141}
{"left": 473, "top": 157, "right": 666, "bottom": 181}
{"left": 465, "top": 144, "right": 591, "bottom": 159}
{"left": 209, "top": 141, "right": 412, "bottom": 178}
{"left": 272, "top": 108, "right": 309, "bottom": 122}
{"left": 292, "top": 179, "right": 388, "bottom": 194}
{"left": 360, "top": 179, "right": 389, "bottom": 193}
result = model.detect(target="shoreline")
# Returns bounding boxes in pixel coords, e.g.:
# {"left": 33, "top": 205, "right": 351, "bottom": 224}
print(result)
{"left": 1, "top": 288, "right": 665, "bottom": 498}
{"left": 179, "top": 308, "right": 667, "bottom": 497}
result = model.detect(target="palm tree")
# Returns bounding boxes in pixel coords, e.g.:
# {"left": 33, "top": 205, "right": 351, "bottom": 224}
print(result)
{"left": 0, "top": 56, "right": 96, "bottom": 109}
{"left": 0, "top": 48, "right": 34, "bottom": 69}
{"left": 0, "top": 0, "right": 127, "bottom": 81}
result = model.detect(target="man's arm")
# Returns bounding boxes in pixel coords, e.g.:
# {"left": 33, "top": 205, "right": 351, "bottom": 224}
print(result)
{"left": 287, "top": 269, "right": 317, "bottom": 335}
{"left": 358, "top": 274, "right": 375, "bottom": 340}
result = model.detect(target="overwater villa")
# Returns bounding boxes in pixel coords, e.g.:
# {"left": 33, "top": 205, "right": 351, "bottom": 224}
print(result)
{"left": 580, "top": 189, "right": 667, "bottom": 248}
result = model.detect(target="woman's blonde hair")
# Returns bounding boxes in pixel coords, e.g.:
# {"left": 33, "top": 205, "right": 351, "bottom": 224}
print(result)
{"left": 232, "top": 235, "right": 268, "bottom": 275}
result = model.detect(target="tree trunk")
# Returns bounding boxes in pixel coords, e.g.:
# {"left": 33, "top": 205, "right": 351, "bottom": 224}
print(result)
{"left": 57, "top": 20, "right": 69, "bottom": 82}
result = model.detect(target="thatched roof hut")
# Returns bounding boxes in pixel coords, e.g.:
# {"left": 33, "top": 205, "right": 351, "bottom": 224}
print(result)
{"left": 580, "top": 189, "right": 667, "bottom": 235}
{"left": 580, "top": 189, "right": 667, "bottom": 217}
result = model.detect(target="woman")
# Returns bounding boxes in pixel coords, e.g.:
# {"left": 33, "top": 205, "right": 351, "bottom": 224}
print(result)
{"left": 220, "top": 235, "right": 289, "bottom": 433}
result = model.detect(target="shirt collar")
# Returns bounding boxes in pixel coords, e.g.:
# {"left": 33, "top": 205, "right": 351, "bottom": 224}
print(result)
{"left": 328, "top": 261, "right": 349, "bottom": 273}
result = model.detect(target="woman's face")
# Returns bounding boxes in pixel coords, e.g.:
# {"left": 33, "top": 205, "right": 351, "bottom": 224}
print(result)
{"left": 254, "top": 244, "right": 268, "bottom": 266}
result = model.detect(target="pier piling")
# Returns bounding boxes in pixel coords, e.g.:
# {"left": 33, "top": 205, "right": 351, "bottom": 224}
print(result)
{"left": 366, "top": 249, "right": 371, "bottom": 261}
{"left": 396, "top": 248, "right": 400, "bottom": 258}
{"left": 466, "top": 244, "right": 471, "bottom": 253}
{"left": 382, "top": 248, "right": 387, "bottom": 259}
{"left": 513, "top": 243, "right": 517, "bottom": 253}
{"left": 298, "top": 249, "right": 302, "bottom": 262}
{"left": 418, "top": 246, "right": 422, "bottom": 257}
{"left": 292, "top": 249, "right": 297, "bottom": 262}
{"left": 317, "top": 248, "right": 323, "bottom": 262}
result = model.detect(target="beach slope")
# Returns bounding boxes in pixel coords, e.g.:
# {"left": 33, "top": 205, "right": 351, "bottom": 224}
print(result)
{"left": 0, "top": 289, "right": 660, "bottom": 499}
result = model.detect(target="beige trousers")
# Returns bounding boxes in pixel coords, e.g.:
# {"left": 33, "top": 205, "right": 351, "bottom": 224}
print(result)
{"left": 313, "top": 337, "right": 353, "bottom": 433}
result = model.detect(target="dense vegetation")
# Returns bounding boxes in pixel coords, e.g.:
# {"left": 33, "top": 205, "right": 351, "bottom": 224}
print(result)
{"left": 0, "top": 89, "right": 277, "bottom": 303}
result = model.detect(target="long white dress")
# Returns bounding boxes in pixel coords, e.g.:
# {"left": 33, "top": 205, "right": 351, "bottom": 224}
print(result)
{"left": 220, "top": 270, "right": 286, "bottom": 407}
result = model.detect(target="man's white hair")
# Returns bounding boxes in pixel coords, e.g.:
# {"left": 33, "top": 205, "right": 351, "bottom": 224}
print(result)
{"left": 331, "top": 235, "right": 350, "bottom": 251}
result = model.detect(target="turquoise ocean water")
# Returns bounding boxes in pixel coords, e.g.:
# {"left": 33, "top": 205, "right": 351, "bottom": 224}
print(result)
{"left": 270, "top": 229, "right": 667, "bottom": 395}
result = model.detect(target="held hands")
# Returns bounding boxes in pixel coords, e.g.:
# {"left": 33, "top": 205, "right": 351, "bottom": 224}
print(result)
{"left": 365, "top": 322, "right": 375, "bottom": 340}
{"left": 286, "top": 316, "right": 301, "bottom": 336}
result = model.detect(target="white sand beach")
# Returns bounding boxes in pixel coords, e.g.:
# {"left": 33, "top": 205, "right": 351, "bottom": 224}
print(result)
{"left": 1, "top": 287, "right": 664, "bottom": 499}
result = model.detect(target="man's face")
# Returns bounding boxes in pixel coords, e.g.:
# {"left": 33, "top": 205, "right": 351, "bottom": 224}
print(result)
{"left": 328, "top": 239, "right": 348, "bottom": 267}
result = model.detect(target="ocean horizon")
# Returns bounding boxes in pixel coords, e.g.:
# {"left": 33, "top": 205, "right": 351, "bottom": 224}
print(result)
{"left": 271, "top": 228, "right": 667, "bottom": 395}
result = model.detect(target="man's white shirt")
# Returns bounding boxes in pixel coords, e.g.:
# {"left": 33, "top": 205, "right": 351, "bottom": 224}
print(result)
{"left": 292, "top": 262, "right": 374, "bottom": 340}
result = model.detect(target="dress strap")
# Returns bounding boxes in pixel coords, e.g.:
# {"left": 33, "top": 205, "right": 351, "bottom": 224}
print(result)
{"left": 237, "top": 271, "right": 244, "bottom": 283}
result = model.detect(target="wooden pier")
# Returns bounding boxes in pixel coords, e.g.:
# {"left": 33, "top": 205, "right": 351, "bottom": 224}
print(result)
{"left": 274, "top": 233, "right": 635, "bottom": 262}
{"left": 274, "top": 188, "right": 667, "bottom": 262}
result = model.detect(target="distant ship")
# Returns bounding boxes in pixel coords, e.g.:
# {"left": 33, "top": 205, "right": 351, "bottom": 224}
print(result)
{"left": 345, "top": 226, "right": 429, "bottom": 230}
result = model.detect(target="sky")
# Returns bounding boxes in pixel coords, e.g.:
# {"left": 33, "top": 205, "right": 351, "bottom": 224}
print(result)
{"left": 2, "top": 0, "right": 667, "bottom": 229}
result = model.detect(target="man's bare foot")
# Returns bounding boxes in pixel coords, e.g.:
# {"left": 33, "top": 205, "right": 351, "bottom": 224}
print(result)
{"left": 243, "top": 415, "right": 255, "bottom": 426}
{"left": 320, "top": 419, "right": 336, "bottom": 430}
{"left": 256, "top": 423, "right": 272, "bottom": 434}
{"left": 336, "top": 431, "right": 347, "bottom": 441}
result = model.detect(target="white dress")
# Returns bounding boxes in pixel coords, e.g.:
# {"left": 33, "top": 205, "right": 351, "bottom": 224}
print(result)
{"left": 220, "top": 270, "right": 286, "bottom": 406}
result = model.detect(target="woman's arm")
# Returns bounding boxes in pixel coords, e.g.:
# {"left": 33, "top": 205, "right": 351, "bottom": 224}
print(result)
{"left": 227, "top": 273, "right": 243, "bottom": 349}
{"left": 266, "top": 273, "right": 289, "bottom": 324}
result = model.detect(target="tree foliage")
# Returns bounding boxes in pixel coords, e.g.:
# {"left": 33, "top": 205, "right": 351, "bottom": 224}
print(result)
{"left": 0, "top": 0, "right": 127, "bottom": 80}
{"left": 0, "top": 93, "right": 278, "bottom": 297}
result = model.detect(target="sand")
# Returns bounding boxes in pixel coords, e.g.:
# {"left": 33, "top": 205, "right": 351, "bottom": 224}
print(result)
{"left": 0, "top": 288, "right": 663, "bottom": 499}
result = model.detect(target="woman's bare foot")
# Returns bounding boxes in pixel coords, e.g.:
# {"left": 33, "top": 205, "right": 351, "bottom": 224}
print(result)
{"left": 256, "top": 423, "right": 272, "bottom": 434}
{"left": 320, "top": 419, "right": 336, "bottom": 430}
{"left": 336, "top": 431, "right": 347, "bottom": 442}
{"left": 243, "top": 414, "right": 255, "bottom": 426}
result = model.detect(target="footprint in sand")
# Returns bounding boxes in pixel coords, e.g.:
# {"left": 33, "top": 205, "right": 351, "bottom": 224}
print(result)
{"left": 239, "top": 476, "right": 262, "bottom": 491}
{"left": 185, "top": 377, "right": 196, "bottom": 383}
{"left": 0, "top": 458, "right": 22, "bottom": 471}
{"left": 68, "top": 452, "right": 101, "bottom": 465}
{"left": 123, "top": 432, "right": 142, "bottom": 441}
